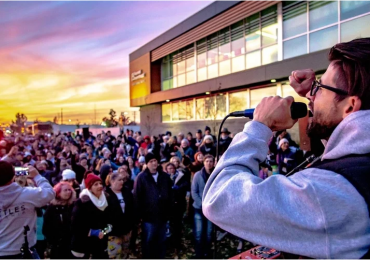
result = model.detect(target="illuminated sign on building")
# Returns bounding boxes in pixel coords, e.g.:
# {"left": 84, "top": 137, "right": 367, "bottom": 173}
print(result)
{"left": 131, "top": 70, "right": 146, "bottom": 81}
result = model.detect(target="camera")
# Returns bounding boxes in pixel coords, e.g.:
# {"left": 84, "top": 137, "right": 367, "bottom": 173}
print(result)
{"left": 15, "top": 167, "right": 29, "bottom": 176}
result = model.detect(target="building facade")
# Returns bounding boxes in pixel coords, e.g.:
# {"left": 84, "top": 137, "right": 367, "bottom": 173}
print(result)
{"left": 129, "top": 1, "right": 370, "bottom": 150}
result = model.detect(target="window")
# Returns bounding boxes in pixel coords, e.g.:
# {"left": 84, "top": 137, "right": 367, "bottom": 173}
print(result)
{"left": 178, "top": 102, "right": 186, "bottom": 121}
{"left": 245, "top": 13, "right": 260, "bottom": 52}
{"left": 178, "top": 74, "right": 186, "bottom": 87}
{"left": 231, "top": 21, "right": 245, "bottom": 57}
{"left": 250, "top": 86, "right": 277, "bottom": 108}
{"left": 216, "top": 95, "right": 227, "bottom": 119}
{"left": 172, "top": 102, "right": 179, "bottom": 121}
{"left": 283, "top": 35, "right": 307, "bottom": 59}
{"left": 207, "top": 33, "right": 218, "bottom": 65}
{"left": 341, "top": 1, "right": 370, "bottom": 21}
{"left": 204, "top": 97, "right": 215, "bottom": 120}
{"left": 341, "top": 14, "right": 370, "bottom": 42}
{"left": 197, "top": 38, "right": 207, "bottom": 69}
{"left": 262, "top": 45, "right": 278, "bottom": 65}
{"left": 186, "top": 71, "right": 195, "bottom": 85}
{"left": 186, "top": 57, "right": 194, "bottom": 72}
{"left": 186, "top": 100, "right": 194, "bottom": 120}
{"left": 229, "top": 91, "right": 249, "bottom": 112}
{"left": 282, "top": 85, "right": 309, "bottom": 104}
{"left": 246, "top": 50, "right": 261, "bottom": 69}
{"left": 197, "top": 67, "right": 207, "bottom": 82}
{"left": 309, "top": 1, "right": 338, "bottom": 31}
{"left": 232, "top": 55, "right": 245, "bottom": 72}
{"left": 309, "top": 25, "right": 338, "bottom": 52}
{"left": 196, "top": 98, "right": 205, "bottom": 120}
{"left": 219, "top": 28, "right": 231, "bottom": 62}
{"left": 283, "top": 1, "right": 307, "bottom": 39}
{"left": 162, "top": 103, "right": 171, "bottom": 122}
{"left": 219, "top": 60, "right": 231, "bottom": 76}
{"left": 261, "top": 5, "right": 278, "bottom": 47}
{"left": 208, "top": 64, "right": 218, "bottom": 79}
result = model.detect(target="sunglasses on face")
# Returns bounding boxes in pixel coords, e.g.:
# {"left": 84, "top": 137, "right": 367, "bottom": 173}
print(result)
{"left": 310, "top": 80, "right": 349, "bottom": 96}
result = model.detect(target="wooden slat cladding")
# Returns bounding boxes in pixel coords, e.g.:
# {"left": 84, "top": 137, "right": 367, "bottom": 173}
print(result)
{"left": 151, "top": 1, "right": 278, "bottom": 62}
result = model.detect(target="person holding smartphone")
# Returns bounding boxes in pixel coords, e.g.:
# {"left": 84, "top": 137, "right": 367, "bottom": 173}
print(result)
{"left": 0, "top": 162, "right": 55, "bottom": 258}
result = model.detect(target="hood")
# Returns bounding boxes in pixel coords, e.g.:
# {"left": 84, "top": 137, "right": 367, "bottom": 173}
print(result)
{"left": 0, "top": 183, "right": 23, "bottom": 209}
{"left": 322, "top": 110, "right": 370, "bottom": 160}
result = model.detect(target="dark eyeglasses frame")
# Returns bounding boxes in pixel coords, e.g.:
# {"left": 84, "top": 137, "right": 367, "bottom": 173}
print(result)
{"left": 310, "top": 80, "right": 349, "bottom": 96}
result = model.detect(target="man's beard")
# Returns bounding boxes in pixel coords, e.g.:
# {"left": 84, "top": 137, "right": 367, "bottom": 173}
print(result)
{"left": 306, "top": 109, "right": 339, "bottom": 140}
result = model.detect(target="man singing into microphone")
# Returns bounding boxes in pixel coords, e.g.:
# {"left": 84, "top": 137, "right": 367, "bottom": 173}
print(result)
{"left": 202, "top": 38, "right": 370, "bottom": 259}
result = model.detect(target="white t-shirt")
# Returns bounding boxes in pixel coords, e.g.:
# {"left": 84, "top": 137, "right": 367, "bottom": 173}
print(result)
{"left": 152, "top": 172, "right": 159, "bottom": 183}
{"left": 115, "top": 192, "right": 125, "bottom": 213}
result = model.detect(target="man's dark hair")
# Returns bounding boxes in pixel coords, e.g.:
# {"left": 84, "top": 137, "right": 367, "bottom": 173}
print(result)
{"left": 204, "top": 154, "right": 215, "bottom": 162}
{"left": 328, "top": 38, "right": 370, "bottom": 110}
{"left": 0, "top": 161, "right": 15, "bottom": 186}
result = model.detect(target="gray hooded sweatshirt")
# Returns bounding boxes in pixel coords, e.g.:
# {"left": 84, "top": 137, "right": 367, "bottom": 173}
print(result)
{"left": 0, "top": 174, "right": 55, "bottom": 256}
{"left": 203, "top": 110, "right": 370, "bottom": 259}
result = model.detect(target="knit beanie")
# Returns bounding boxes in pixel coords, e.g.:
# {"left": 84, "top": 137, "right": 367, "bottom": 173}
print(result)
{"left": 279, "top": 138, "right": 289, "bottom": 148}
{"left": 62, "top": 169, "right": 76, "bottom": 180}
{"left": 85, "top": 174, "right": 102, "bottom": 190}
{"left": 145, "top": 153, "right": 157, "bottom": 164}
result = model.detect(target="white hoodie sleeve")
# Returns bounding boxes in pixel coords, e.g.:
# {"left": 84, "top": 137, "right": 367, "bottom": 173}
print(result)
{"left": 26, "top": 174, "right": 55, "bottom": 208}
{"left": 202, "top": 121, "right": 370, "bottom": 259}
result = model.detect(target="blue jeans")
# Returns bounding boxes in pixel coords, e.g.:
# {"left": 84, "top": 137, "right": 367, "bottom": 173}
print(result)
{"left": 141, "top": 221, "right": 167, "bottom": 259}
{"left": 193, "top": 208, "right": 213, "bottom": 258}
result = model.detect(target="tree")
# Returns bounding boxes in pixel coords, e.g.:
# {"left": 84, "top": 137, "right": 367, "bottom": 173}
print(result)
{"left": 142, "top": 111, "right": 157, "bottom": 136}
{"left": 53, "top": 116, "right": 58, "bottom": 124}
{"left": 118, "top": 112, "right": 131, "bottom": 126}
{"left": 102, "top": 109, "right": 118, "bottom": 127}
{"left": 202, "top": 85, "right": 226, "bottom": 134}
{"left": 76, "top": 119, "right": 80, "bottom": 129}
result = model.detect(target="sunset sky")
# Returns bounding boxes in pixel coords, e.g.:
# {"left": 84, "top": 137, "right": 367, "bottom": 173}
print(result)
{"left": 0, "top": 1, "right": 211, "bottom": 125}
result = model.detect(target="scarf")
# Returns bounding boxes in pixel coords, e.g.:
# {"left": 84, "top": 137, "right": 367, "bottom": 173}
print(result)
{"left": 80, "top": 188, "right": 108, "bottom": 211}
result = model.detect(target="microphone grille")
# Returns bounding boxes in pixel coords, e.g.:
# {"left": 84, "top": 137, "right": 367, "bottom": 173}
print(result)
{"left": 291, "top": 102, "right": 308, "bottom": 119}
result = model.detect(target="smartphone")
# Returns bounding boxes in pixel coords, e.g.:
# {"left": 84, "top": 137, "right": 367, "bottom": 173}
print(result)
{"left": 15, "top": 167, "right": 29, "bottom": 176}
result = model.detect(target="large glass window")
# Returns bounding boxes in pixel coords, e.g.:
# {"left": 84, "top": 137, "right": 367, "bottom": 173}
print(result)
{"left": 219, "top": 28, "right": 231, "bottom": 62}
{"left": 229, "top": 91, "right": 249, "bottom": 112}
{"left": 162, "top": 103, "right": 171, "bottom": 122}
{"left": 246, "top": 50, "right": 261, "bottom": 69}
{"left": 219, "top": 60, "right": 231, "bottom": 76}
{"left": 197, "top": 38, "right": 207, "bottom": 82}
{"left": 231, "top": 21, "right": 245, "bottom": 58}
{"left": 283, "top": 35, "right": 307, "bottom": 59}
{"left": 232, "top": 55, "right": 245, "bottom": 73}
{"left": 283, "top": 1, "right": 307, "bottom": 39}
{"left": 309, "top": 1, "right": 338, "bottom": 31}
{"left": 208, "top": 64, "right": 218, "bottom": 79}
{"left": 204, "top": 97, "right": 215, "bottom": 120}
{"left": 186, "top": 57, "right": 194, "bottom": 72}
{"left": 186, "top": 100, "right": 194, "bottom": 120}
{"left": 197, "top": 67, "right": 207, "bottom": 82}
{"left": 309, "top": 25, "right": 338, "bottom": 52}
{"left": 196, "top": 98, "right": 205, "bottom": 120}
{"left": 261, "top": 5, "right": 278, "bottom": 47}
{"left": 178, "top": 101, "right": 186, "bottom": 121}
{"left": 216, "top": 95, "right": 227, "bottom": 119}
{"left": 262, "top": 45, "right": 278, "bottom": 65}
{"left": 341, "top": 1, "right": 370, "bottom": 21}
{"left": 341, "top": 14, "right": 370, "bottom": 42}
{"left": 178, "top": 74, "right": 186, "bottom": 87}
{"left": 172, "top": 102, "right": 179, "bottom": 121}
{"left": 245, "top": 13, "right": 260, "bottom": 52}
{"left": 282, "top": 84, "right": 309, "bottom": 104}
{"left": 186, "top": 71, "right": 195, "bottom": 85}
{"left": 250, "top": 86, "right": 277, "bottom": 108}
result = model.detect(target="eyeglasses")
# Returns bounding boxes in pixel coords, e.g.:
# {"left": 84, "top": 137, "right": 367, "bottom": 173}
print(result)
{"left": 310, "top": 80, "right": 349, "bottom": 96}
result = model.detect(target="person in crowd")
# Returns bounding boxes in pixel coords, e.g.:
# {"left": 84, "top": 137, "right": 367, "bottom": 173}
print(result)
{"left": 186, "top": 132, "right": 197, "bottom": 151}
{"left": 218, "top": 128, "right": 233, "bottom": 156}
{"left": 0, "top": 162, "right": 55, "bottom": 258}
{"left": 127, "top": 156, "right": 140, "bottom": 182}
{"left": 179, "top": 139, "right": 194, "bottom": 162}
{"left": 177, "top": 133, "right": 185, "bottom": 143}
{"left": 147, "top": 136, "right": 161, "bottom": 162}
{"left": 166, "top": 162, "right": 190, "bottom": 253}
{"left": 199, "top": 135, "right": 216, "bottom": 157}
{"left": 99, "top": 164, "right": 112, "bottom": 187}
{"left": 105, "top": 172, "right": 134, "bottom": 259}
{"left": 140, "top": 136, "right": 151, "bottom": 150}
{"left": 276, "top": 138, "right": 298, "bottom": 175}
{"left": 195, "top": 130, "right": 203, "bottom": 149}
{"left": 191, "top": 154, "right": 215, "bottom": 258}
{"left": 133, "top": 153, "right": 173, "bottom": 259}
{"left": 71, "top": 174, "right": 116, "bottom": 258}
{"left": 1, "top": 145, "right": 19, "bottom": 165}
{"left": 204, "top": 126, "right": 217, "bottom": 144}
{"left": 62, "top": 169, "right": 81, "bottom": 198}
{"left": 43, "top": 182, "right": 76, "bottom": 259}
{"left": 71, "top": 146, "right": 88, "bottom": 184}
{"left": 116, "top": 155, "right": 125, "bottom": 167}
{"left": 203, "top": 38, "right": 370, "bottom": 259}
{"left": 189, "top": 152, "right": 204, "bottom": 178}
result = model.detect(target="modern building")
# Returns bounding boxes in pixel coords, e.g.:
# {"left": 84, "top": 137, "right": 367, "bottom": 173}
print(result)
{"left": 129, "top": 1, "right": 370, "bottom": 150}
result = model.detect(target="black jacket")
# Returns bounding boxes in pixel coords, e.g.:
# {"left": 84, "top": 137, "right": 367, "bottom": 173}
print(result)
{"left": 134, "top": 168, "right": 174, "bottom": 223}
{"left": 43, "top": 203, "right": 74, "bottom": 247}
{"left": 200, "top": 143, "right": 216, "bottom": 157}
{"left": 105, "top": 186, "right": 134, "bottom": 236}
{"left": 219, "top": 136, "right": 233, "bottom": 156}
{"left": 171, "top": 169, "right": 190, "bottom": 210}
{"left": 70, "top": 192, "right": 118, "bottom": 256}
{"left": 71, "top": 154, "right": 87, "bottom": 184}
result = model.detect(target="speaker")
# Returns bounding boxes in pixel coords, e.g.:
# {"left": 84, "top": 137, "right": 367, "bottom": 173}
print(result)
{"left": 82, "top": 127, "right": 90, "bottom": 140}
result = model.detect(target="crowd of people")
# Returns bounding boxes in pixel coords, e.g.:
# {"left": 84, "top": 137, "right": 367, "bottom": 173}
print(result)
{"left": 0, "top": 124, "right": 306, "bottom": 259}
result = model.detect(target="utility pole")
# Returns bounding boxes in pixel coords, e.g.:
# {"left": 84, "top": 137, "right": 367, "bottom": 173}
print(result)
{"left": 61, "top": 108, "right": 63, "bottom": 125}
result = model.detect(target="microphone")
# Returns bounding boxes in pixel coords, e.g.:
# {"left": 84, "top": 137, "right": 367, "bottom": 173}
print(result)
{"left": 229, "top": 102, "right": 308, "bottom": 119}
